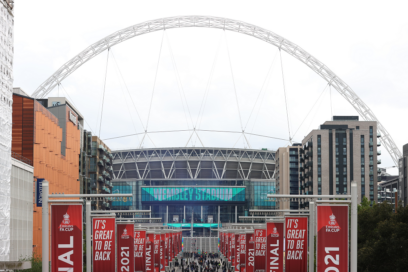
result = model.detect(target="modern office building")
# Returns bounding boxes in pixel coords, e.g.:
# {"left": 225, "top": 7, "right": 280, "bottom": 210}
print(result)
{"left": 275, "top": 144, "right": 302, "bottom": 210}
{"left": 80, "top": 130, "right": 93, "bottom": 194}
{"left": 0, "top": 0, "right": 14, "bottom": 262}
{"left": 300, "top": 116, "right": 380, "bottom": 205}
{"left": 111, "top": 147, "right": 276, "bottom": 236}
{"left": 89, "top": 136, "right": 113, "bottom": 210}
{"left": 397, "top": 144, "right": 408, "bottom": 206}
{"left": 378, "top": 177, "right": 398, "bottom": 205}
{"left": 11, "top": 91, "right": 81, "bottom": 256}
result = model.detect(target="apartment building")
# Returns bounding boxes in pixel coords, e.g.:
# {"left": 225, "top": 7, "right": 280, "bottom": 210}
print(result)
{"left": 300, "top": 116, "right": 380, "bottom": 206}
{"left": 275, "top": 144, "right": 302, "bottom": 210}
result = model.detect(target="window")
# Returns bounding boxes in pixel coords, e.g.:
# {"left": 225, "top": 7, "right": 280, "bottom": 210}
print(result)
{"left": 361, "top": 167, "right": 365, "bottom": 173}
{"left": 336, "top": 138, "right": 338, "bottom": 144}
{"left": 317, "top": 135, "right": 321, "bottom": 144}
{"left": 344, "top": 188, "right": 347, "bottom": 193}
{"left": 318, "top": 157, "right": 321, "bottom": 164}
{"left": 317, "top": 147, "right": 321, "bottom": 155}
{"left": 361, "top": 136, "right": 364, "bottom": 144}
{"left": 356, "top": 126, "right": 360, "bottom": 130}
{"left": 336, "top": 157, "right": 339, "bottom": 164}
{"left": 336, "top": 167, "right": 339, "bottom": 174}
{"left": 318, "top": 167, "right": 321, "bottom": 175}
{"left": 336, "top": 147, "right": 339, "bottom": 155}
{"left": 336, "top": 187, "right": 339, "bottom": 192}
{"left": 369, "top": 126, "right": 373, "bottom": 135}
{"left": 91, "top": 142, "right": 97, "bottom": 156}
{"left": 343, "top": 138, "right": 346, "bottom": 144}
{"left": 361, "top": 147, "right": 364, "bottom": 154}
{"left": 343, "top": 167, "right": 347, "bottom": 174}
{"left": 361, "top": 177, "right": 365, "bottom": 182}
{"left": 343, "top": 158, "right": 347, "bottom": 164}
{"left": 343, "top": 148, "right": 347, "bottom": 155}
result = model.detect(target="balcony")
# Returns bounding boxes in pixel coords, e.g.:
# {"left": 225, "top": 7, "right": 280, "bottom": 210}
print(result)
{"left": 377, "top": 142, "right": 381, "bottom": 147}
{"left": 377, "top": 132, "right": 381, "bottom": 138}
{"left": 377, "top": 150, "right": 381, "bottom": 155}
{"left": 369, "top": 151, "right": 373, "bottom": 156}
{"left": 377, "top": 159, "right": 381, "bottom": 164}
{"left": 306, "top": 161, "right": 313, "bottom": 167}
{"left": 369, "top": 171, "right": 374, "bottom": 175}
{"left": 98, "top": 145, "right": 106, "bottom": 152}
{"left": 98, "top": 176, "right": 104, "bottom": 183}
{"left": 377, "top": 169, "right": 381, "bottom": 174}
{"left": 306, "top": 151, "right": 313, "bottom": 157}
{"left": 98, "top": 160, "right": 104, "bottom": 167}
{"left": 369, "top": 161, "right": 374, "bottom": 166}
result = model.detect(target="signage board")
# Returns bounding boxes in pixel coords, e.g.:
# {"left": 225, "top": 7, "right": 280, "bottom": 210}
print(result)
{"left": 235, "top": 234, "right": 240, "bottom": 272}
{"left": 117, "top": 224, "right": 134, "bottom": 272}
{"left": 254, "top": 228, "right": 266, "bottom": 272}
{"left": 146, "top": 233, "right": 154, "bottom": 272}
{"left": 51, "top": 204, "right": 83, "bottom": 272}
{"left": 134, "top": 229, "right": 146, "bottom": 272}
{"left": 239, "top": 233, "right": 246, "bottom": 272}
{"left": 317, "top": 205, "right": 349, "bottom": 272}
{"left": 285, "top": 217, "right": 308, "bottom": 272}
{"left": 154, "top": 234, "right": 160, "bottom": 272}
{"left": 35, "top": 178, "right": 44, "bottom": 207}
{"left": 92, "top": 217, "right": 115, "bottom": 272}
{"left": 142, "top": 187, "right": 245, "bottom": 202}
{"left": 160, "top": 233, "right": 165, "bottom": 272}
{"left": 246, "top": 233, "right": 255, "bottom": 272}
{"left": 266, "top": 221, "right": 284, "bottom": 272}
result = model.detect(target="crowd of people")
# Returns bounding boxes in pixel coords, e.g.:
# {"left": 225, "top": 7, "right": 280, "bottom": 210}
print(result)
{"left": 169, "top": 252, "right": 229, "bottom": 272}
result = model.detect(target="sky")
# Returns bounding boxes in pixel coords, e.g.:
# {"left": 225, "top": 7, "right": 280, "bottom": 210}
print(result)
{"left": 13, "top": 0, "right": 408, "bottom": 173}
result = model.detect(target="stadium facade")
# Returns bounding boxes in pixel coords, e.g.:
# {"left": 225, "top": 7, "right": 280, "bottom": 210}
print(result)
{"left": 111, "top": 147, "right": 276, "bottom": 236}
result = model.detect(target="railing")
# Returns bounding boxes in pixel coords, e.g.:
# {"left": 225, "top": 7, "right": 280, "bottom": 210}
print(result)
{"left": 11, "top": 151, "right": 33, "bottom": 166}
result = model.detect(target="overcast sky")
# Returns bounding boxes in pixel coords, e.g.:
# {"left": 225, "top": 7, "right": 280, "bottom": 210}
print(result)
{"left": 14, "top": 0, "right": 408, "bottom": 173}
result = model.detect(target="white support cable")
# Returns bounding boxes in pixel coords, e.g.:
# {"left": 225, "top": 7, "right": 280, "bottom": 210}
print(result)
{"left": 244, "top": 49, "right": 279, "bottom": 131}
{"left": 59, "top": 83, "right": 96, "bottom": 136}
{"left": 292, "top": 83, "right": 329, "bottom": 139}
{"left": 279, "top": 49, "right": 292, "bottom": 144}
{"left": 224, "top": 30, "right": 244, "bottom": 132}
{"left": 111, "top": 50, "right": 141, "bottom": 147}
{"left": 99, "top": 48, "right": 110, "bottom": 138}
{"left": 110, "top": 50, "right": 146, "bottom": 131}
{"left": 165, "top": 31, "right": 194, "bottom": 130}
{"left": 31, "top": 16, "right": 402, "bottom": 164}
{"left": 145, "top": 31, "right": 165, "bottom": 132}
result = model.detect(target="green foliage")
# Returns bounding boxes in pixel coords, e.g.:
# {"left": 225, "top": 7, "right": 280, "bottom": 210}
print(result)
{"left": 15, "top": 253, "right": 42, "bottom": 272}
{"left": 358, "top": 198, "right": 408, "bottom": 272}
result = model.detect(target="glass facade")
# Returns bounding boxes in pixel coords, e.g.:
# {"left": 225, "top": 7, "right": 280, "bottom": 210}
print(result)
{"left": 111, "top": 179, "right": 276, "bottom": 232}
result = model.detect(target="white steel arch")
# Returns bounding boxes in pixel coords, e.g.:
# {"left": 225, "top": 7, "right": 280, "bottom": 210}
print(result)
{"left": 31, "top": 15, "right": 402, "bottom": 164}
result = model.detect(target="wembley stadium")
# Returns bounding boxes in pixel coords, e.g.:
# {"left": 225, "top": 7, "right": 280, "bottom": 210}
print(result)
{"left": 111, "top": 147, "right": 276, "bottom": 236}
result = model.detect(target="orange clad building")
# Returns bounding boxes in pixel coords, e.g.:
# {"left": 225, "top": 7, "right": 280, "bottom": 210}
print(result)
{"left": 12, "top": 93, "right": 81, "bottom": 257}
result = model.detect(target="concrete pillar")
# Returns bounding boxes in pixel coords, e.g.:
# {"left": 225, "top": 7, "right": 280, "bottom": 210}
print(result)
{"left": 351, "top": 182, "right": 358, "bottom": 272}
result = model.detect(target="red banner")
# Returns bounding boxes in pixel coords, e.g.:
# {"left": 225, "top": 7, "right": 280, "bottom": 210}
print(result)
{"left": 227, "top": 232, "right": 231, "bottom": 262}
{"left": 235, "top": 234, "right": 240, "bottom": 272}
{"left": 134, "top": 229, "right": 146, "bottom": 272}
{"left": 246, "top": 233, "right": 254, "bottom": 272}
{"left": 266, "top": 222, "right": 284, "bottom": 272}
{"left": 154, "top": 233, "right": 160, "bottom": 272}
{"left": 165, "top": 233, "right": 169, "bottom": 266}
{"left": 221, "top": 232, "right": 224, "bottom": 255}
{"left": 285, "top": 217, "right": 307, "bottom": 272}
{"left": 169, "top": 233, "right": 173, "bottom": 261}
{"left": 231, "top": 232, "right": 236, "bottom": 268}
{"left": 239, "top": 233, "right": 246, "bottom": 272}
{"left": 146, "top": 233, "right": 154, "bottom": 272}
{"left": 51, "top": 204, "right": 82, "bottom": 272}
{"left": 117, "top": 224, "right": 135, "bottom": 272}
{"left": 317, "top": 205, "right": 349, "bottom": 272}
{"left": 254, "top": 228, "right": 266, "bottom": 272}
{"left": 160, "top": 233, "right": 165, "bottom": 271}
{"left": 93, "top": 217, "right": 115, "bottom": 272}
